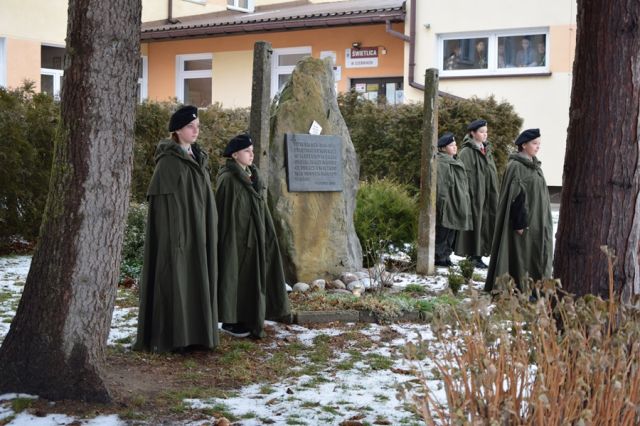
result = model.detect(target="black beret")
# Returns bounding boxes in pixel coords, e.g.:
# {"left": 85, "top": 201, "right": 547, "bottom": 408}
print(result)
{"left": 437, "top": 132, "right": 456, "bottom": 147}
{"left": 223, "top": 133, "right": 253, "bottom": 157}
{"left": 169, "top": 105, "right": 198, "bottom": 132}
{"left": 515, "top": 128, "right": 541, "bottom": 145}
{"left": 467, "top": 119, "right": 487, "bottom": 131}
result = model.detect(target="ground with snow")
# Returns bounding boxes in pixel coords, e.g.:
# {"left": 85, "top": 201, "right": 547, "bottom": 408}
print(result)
{"left": 0, "top": 206, "right": 559, "bottom": 425}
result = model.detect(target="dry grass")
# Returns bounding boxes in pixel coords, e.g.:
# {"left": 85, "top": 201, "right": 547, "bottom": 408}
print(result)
{"left": 404, "top": 253, "right": 640, "bottom": 425}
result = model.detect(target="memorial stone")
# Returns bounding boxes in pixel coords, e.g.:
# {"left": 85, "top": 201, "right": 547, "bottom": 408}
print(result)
{"left": 268, "top": 57, "right": 362, "bottom": 282}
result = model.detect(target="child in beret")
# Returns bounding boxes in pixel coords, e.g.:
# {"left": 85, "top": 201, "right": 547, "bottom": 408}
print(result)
{"left": 485, "top": 128, "right": 553, "bottom": 293}
{"left": 435, "top": 132, "right": 473, "bottom": 267}
{"left": 454, "top": 119, "right": 499, "bottom": 269}
{"left": 215, "top": 133, "right": 290, "bottom": 339}
{"left": 134, "top": 105, "right": 219, "bottom": 353}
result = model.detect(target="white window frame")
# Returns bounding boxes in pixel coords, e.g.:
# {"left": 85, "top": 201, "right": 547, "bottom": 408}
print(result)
{"left": 138, "top": 55, "right": 148, "bottom": 102}
{"left": 40, "top": 68, "right": 64, "bottom": 100}
{"left": 438, "top": 27, "right": 549, "bottom": 78}
{"left": 271, "top": 46, "right": 312, "bottom": 97}
{"left": 0, "top": 38, "right": 6, "bottom": 87}
{"left": 227, "top": 0, "right": 254, "bottom": 13}
{"left": 175, "top": 53, "right": 212, "bottom": 104}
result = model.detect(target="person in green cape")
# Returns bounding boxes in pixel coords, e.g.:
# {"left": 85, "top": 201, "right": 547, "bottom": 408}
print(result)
{"left": 216, "top": 133, "right": 290, "bottom": 339}
{"left": 435, "top": 132, "right": 473, "bottom": 267}
{"left": 485, "top": 128, "right": 553, "bottom": 292}
{"left": 454, "top": 119, "right": 499, "bottom": 269}
{"left": 134, "top": 105, "right": 219, "bottom": 353}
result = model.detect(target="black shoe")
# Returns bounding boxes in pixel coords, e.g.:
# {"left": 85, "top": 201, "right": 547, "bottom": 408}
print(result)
{"left": 221, "top": 323, "right": 250, "bottom": 338}
{"left": 435, "top": 259, "right": 453, "bottom": 267}
{"left": 469, "top": 256, "right": 488, "bottom": 269}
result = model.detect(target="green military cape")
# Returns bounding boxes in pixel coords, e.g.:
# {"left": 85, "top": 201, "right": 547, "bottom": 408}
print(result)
{"left": 485, "top": 153, "right": 553, "bottom": 291}
{"left": 134, "top": 139, "right": 219, "bottom": 353}
{"left": 216, "top": 159, "right": 290, "bottom": 338}
{"left": 437, "top": 152, "right": 473, "bottom": 231}
{"left": 454, "top": 135, "right": 499, "bottom": 256}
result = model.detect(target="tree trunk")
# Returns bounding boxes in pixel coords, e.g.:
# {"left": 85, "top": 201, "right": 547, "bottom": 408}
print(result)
{"left": 0, "top": 0, "right": 141, "bottom": 402}
{"left": 554, "top": 0, "right": 640, "bottom": 301}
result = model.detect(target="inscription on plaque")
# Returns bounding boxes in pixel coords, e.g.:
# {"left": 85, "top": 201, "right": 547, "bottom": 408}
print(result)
{"left": 286, "top": 133, "right": 343, "bottom": 192}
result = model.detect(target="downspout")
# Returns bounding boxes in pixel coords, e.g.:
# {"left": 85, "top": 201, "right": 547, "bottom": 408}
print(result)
{"left": 167, "top": 0, "right": 179, "bottom": 25}
{"left": 385, "top": 0, "right": 424, "bottom": 91}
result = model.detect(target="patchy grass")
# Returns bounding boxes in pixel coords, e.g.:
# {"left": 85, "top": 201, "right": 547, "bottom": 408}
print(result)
{"left": 401, "top": 284, "right": 428, "bottom": 295}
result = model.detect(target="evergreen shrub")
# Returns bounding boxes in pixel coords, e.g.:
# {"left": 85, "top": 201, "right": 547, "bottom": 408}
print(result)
{"left": 0, "top": 83, "right": 58, "bottom": 251}
{"left": 119, "top": 202, "right": 148, "bottom": 284}
{"left": 355, "top": 178, "right": 418, "bottom": 266}
{"left": 338, "top": 90, "right": 523, "bottom": 192}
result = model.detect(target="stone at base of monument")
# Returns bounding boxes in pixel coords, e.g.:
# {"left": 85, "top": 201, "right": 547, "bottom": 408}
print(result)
{"left": 294, "top": 310, "right": 360, "bottom": 324}
{"left": 293, "top": 310, "right": 424, "bottom": 324}
{"left": 285, "top": 133, "right": 343, "bottom": 192}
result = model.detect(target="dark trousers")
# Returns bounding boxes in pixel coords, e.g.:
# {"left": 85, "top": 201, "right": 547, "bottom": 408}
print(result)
{"left": 435, "top": 225, "right": 456, "bottom": 262}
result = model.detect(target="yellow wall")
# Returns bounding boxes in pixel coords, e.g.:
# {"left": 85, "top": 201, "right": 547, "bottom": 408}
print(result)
{"left": 213, "top": 51, "right": 253, "bottom": 107}
{"left": 142, "top": 0, "right": 226, "bottom": 23}
{"left": 144, "top": 23, "right": 405, "bottom": 104}
{"left": 405, "top": 0, "right": 577, "bottom": 186}
{"left": 1, "top": 0, "right": 67, "bottom": 43}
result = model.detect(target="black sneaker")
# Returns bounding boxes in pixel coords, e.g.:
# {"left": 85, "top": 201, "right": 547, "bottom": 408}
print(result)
{"left": 221, "top": 323, "right": 250, "bottom": 338}
{"left": 435, "top": 259, "right": 453, "bottom": 267}
{"left": 469, "top": 256, "right": 488, "bottom": 269}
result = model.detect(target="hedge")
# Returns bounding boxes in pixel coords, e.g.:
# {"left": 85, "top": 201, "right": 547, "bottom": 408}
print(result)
{"left": 0, "top": 84, "right": 522, "bottom": 252}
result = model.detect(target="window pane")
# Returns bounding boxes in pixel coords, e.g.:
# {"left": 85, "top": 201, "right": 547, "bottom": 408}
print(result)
{"left": 498, "top": 34, "right": 546, "bottom": 68}
{"left": 239, "top": 0, "right": 249, "bottom": 8}
{"left": 41, "top": 46, "right": 65, "bottom": 70}
{"left": 184, "top": 59, "right": 212, "bottom": 71}
{"left": 278, "top": 53, "right": 309, "bottom": 67}
{"left": 184, "top": 78, "right": 211, "bottom": 107}
{"left": 41, "top": 74, "right": 53, "bottom": 96}
{"left": 278, "top": 74, "right": 290, "bottom": 91}
{"left": 443, "top": 38, "right": 488, "bottom": 70}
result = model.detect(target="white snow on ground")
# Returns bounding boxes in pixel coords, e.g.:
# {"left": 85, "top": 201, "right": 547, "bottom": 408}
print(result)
{"left": 0, "top": 205, "right": 559, "bottom": 425}
{"left": 0, "top": 255, "right": 450, "bottom": 425}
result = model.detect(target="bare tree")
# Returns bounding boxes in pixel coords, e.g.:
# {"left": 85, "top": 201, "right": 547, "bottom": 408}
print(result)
{"left": 554, "top": 0, "right": 639, "bottom": 301}
{"left": 0, "top": 0, "right": 141, "bottom": 402}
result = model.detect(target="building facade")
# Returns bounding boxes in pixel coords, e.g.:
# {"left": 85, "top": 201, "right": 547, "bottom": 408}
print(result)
{"left": 1, "top": 0, "right": 575, "bottom": 185}
{"left": 405, "top": 0, "right": 576, "bottom": 186}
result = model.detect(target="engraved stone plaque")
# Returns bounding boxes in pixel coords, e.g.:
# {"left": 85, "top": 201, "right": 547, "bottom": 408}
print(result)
{"left": 285, "top": 133, "right": 343, "bottom": 192}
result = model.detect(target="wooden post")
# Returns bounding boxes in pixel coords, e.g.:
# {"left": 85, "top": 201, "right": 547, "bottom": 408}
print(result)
{"left": 249, "top": 41, "right": 272, "bottom": 176}
{"left": 416, "top": 68, "right": 439, "bottom": 275}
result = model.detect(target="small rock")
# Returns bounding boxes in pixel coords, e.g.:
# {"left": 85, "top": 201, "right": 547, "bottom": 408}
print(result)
{"left": 285, "top": 283, "right": 293, "bottom": 292}
{"left": 355, "top": 270, "right": 370, "bottom": 279}
{"left": 326, "top": 289, "right": 352, "bottom": 295}
{"left": 310, "top": 279, "right": 326, "bottom": 291}
{"left": 347, "top": 280, "right": 364, "bottom": 291}
{"left": 359, "top": 277, "right": 376, "bottom": 289}
{"left": 292, "top": 282, "right": 310, "bottom": 292}
{"left": 216, "top": 418, "right": 231, "bottom": 426}
{"left": 327, "top": 279, "right": 346, "bottom": 290}
{"left": 340, "top": 272, "right": 359, "bottom": 284}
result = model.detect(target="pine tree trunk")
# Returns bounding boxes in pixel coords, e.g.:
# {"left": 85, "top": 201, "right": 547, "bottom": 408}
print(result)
{"left": 0, "top": 0, "right": 141, "bottom": 402}
{"left": 554, "top": 0, "right": 640, "bottom": 301}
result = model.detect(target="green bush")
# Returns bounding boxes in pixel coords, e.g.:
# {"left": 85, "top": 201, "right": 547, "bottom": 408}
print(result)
{"left": 355, "top": 178, "right": 418, "bottom": 266}
{"left": 447, "top": 272, "right": 465, "bottom": 295}
{"left": 119, "top": 202, "right": 148, "bottom": 284}
{"left": 0, "top": 82, "right": 58, "bottom": 250}
{"left": 339, "top": 90, "right": 523, "bottom": 192}
{"left": 458, "top": 258, "right": 475, "bottom": 282}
